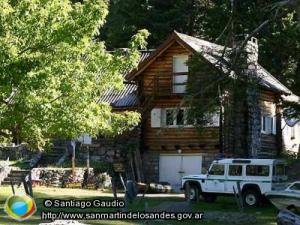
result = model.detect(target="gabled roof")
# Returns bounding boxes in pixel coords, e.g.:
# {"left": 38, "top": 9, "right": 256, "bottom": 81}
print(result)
{"left": 126, "top": 31, "right": 295, "bottom": 97}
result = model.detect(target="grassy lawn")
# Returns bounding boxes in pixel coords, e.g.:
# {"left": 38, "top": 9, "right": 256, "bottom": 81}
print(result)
{"left": 0, "top": 186, "right": 278, "bottom": 225}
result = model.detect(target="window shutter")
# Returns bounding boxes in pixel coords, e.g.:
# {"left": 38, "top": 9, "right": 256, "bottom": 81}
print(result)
{"left": 272, "top": 116, "right": 277, "bottom": 135}
{"left": 151, "top": 108, "right": 162, "bottom": 128}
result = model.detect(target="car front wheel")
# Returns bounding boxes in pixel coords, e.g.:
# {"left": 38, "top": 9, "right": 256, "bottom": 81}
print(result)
{"left": 185, "top": 184, "right": 200, "bottom": 201}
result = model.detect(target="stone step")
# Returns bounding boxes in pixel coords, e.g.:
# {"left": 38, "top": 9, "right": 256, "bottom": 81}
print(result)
{"left": 1, "top": 170, "right": 30, "bottom": 185}
{"left": 36, "top": 146, "right": 67, "bottom": 166}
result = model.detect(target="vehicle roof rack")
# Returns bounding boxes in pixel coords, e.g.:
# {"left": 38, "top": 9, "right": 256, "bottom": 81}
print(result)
{"left": 232, "top": 159, "right": 251, "bottom": 164}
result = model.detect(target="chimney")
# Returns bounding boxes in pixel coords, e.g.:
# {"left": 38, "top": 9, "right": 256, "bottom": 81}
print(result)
{"left": 232, "top": 35, "right": 259, "bottom": 71}
{"left": 245, "top": 36, "right": 258, "bottom": 70}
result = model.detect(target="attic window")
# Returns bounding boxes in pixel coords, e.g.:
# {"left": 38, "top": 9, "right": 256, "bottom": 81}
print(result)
{"left": 261, "top": 115, "right": 276, "bottom": 135}
{"left": 173, "top": 55, "right": 188, "bottom": 94}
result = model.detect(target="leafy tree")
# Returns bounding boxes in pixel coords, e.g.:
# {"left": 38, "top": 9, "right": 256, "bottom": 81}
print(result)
{"left": 0, "top": 0, "right": 149, "bottom": 149}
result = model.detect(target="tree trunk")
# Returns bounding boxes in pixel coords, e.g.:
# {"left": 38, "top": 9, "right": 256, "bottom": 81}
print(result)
{"left": 12, "top": 125, "right": 21, "bottom": 145}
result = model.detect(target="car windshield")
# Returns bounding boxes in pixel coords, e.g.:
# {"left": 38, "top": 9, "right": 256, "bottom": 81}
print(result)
{"left": 290, "top": 183, "right": 300, "bottom": 191}
{"left": 208, "top": 164, "right": 225, "bottom": 175}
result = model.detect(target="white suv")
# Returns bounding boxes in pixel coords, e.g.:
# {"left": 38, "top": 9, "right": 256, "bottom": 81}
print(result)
{"left": 182, "top": 158, "right": 287, "bottom": 207}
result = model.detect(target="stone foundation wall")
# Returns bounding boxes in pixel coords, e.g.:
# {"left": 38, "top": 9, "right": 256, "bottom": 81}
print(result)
{"left": 141, "top": 152, "right": 160, "bottom": 183}
{"left": 79, "top": 128, "right": 140, "bottom": 163}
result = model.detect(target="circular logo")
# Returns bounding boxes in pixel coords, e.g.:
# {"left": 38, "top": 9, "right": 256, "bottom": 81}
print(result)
{"left": 4, "top": 194, "right": 37, "bottom": 221}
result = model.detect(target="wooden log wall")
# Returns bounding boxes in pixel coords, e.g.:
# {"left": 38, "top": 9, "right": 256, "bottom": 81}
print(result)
{"left": 140, "top": 41, "right": 220, "bottom": 154}
{"left": 141, "top": 42, "right": 191, "bottom": 96}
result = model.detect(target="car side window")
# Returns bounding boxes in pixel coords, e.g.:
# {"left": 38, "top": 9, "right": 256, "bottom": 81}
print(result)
{"left": 209, "top": 164, "right": 225, "bottom": 176}
{"left": 290, "top": 183, "right": 300, "bottom": 191}
{"left": 246, "top": 165, "right": 270, "bottom": 176}
{"left": 229, "top": 165, "right": 243, "bottom": 176}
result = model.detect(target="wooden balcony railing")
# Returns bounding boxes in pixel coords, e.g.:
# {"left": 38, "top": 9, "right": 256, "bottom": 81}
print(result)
{"left": 143, "top": 76, "right": 172, "bottom": 96}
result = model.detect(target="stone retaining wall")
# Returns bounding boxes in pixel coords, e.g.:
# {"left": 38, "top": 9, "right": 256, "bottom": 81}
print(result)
{"left": 142, "top": 152, "right": 160, "bottom": 183}
{"left": 31, "top": 168, "right": 111, "bottom": 188}
{"left": 0, "top": 144, "right": 29, "bottom": 160}
{"left": 81, "top": 128, "right": 140, "bottom": 163}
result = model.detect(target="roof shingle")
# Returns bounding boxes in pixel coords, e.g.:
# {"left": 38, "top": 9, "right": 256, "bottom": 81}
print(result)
{"left": 98, "top": 50, "right": 153, "bottom": 108}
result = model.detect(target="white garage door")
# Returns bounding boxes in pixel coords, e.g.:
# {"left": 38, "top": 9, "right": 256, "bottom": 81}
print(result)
{"left": 159, "top": 154, "right": 202, "bottom": 191}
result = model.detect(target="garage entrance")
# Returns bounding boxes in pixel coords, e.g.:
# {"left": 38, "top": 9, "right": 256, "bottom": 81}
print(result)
{"left": 159, "top": 154, "right": 202, "bottom": 191}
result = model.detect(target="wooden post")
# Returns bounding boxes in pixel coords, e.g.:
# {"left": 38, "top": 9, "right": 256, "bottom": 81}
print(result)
{"left": 10, "top": 182, "right": 15, "bottom": 195}
{"left": 72, "top": 144, "right": 76, "bottom": 178}
{"left": 28, "top": 171, "right": 33, "bottom": 197}
{"left": 233, "top": 182, "right": 244, "bottom": 212}
{"left": 237, "top": 181, "right": 244, "bottom": 211}
{"left": 129, "top": 155, "right": 136, "bottom": 181}
{"left": 119, "top": 173, "right": 126, "bottom": 191}
{"left": 233, "top": 186, "right": 241, "bottom": 211}
{"left": 86, "top": 146, "right": 90, "bottom": 173}
{"left": 195, "top": 186, "right": 199, "bottom": 203}
{"left": 23, "top": 177, "right": 29, "bottom": 196}
{"left": 134, "top": 149, "right": 144, "bottom": 182}
{"left": 112, "top": 173, "right": 118, "bottom": 199}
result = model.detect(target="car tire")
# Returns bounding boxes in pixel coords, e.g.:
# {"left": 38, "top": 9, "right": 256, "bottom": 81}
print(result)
{"left": 202, "top": 193, "right": 217, "bottom": 203}
{"left": 185, "top": 184, "right": 200, "bottom": 201}
{"left": 243, "top": 189, "right": 260, "bottom": 207}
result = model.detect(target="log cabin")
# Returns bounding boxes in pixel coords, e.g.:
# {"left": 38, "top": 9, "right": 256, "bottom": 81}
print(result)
{"left": 99, "top": 31, "right": 300, "bottom": 190}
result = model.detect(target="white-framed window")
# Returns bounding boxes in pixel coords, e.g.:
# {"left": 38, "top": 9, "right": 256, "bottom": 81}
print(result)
{"left": 163, "top": 108, "right": 193, "bottom": 127}
{"left": 173, "top": 55, "right": 188, "bottom": 94}
{"left": 261, "top": 115, "right": 276, "bottom": 135}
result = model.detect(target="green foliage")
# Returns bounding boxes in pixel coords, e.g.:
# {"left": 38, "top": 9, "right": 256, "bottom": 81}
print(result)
{"left": 101, "top": 0, "right": 215, "bottom": 49}
{"left": 260, "top": 11, "right": 300, "bottom": 97}
{"left": 0, "top": 0, "right": 149, "bottom": 149}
